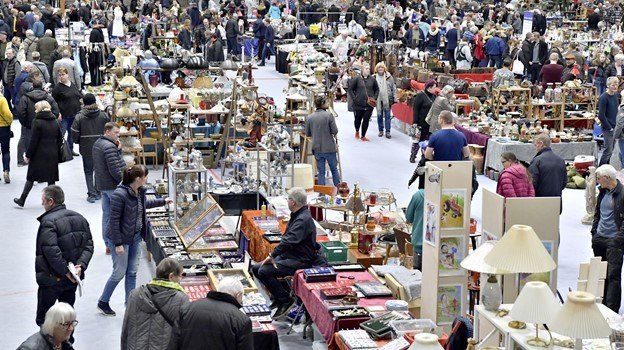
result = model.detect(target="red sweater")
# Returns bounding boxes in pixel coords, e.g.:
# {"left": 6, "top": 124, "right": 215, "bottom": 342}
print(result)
{"left": 496, "top": 163, "right": 536, "bottom": 198}
{"left": 540, "top": 63, "right": 564, "bottom": 89}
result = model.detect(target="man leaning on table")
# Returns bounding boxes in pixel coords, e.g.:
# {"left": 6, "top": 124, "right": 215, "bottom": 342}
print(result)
{"left": 251, "top": 187, "right": 324, "bottom": 320}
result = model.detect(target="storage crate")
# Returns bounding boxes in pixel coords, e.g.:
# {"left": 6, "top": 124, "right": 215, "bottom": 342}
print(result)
{"left": 320, "top": 241, "right": 348, "bottom": 263}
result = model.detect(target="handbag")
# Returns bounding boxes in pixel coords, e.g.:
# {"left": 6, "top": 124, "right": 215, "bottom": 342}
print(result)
{"left": 364, "top": 77, "right": 377, "bottom": 108}
{"left": 512, "top": 51, "right": 524, "bottom": 75}
{"left": 0, "top": 113, "right": 13, "bottom": 138}
{"left": 59, "top": 139, "right": 73, "bottom": 163}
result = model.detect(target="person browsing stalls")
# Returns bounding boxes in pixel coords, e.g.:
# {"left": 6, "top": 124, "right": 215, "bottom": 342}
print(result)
{"left": 251, "top": 187, "right": 323, "bottom": 320}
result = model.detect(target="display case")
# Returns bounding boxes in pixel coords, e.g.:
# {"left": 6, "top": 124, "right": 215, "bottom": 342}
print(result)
{"left": 173, "top": 194, "right": 226, "bottom": 251}
{"left": 208, "top": 268, "right": 259, "bottom": 293}
{"left": 168, "top": 164, "right": 209, "bottom": 219}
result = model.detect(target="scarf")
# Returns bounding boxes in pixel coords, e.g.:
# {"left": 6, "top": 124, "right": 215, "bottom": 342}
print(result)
{"left": 148, "top": 279, "right": 185, "bottom": 293}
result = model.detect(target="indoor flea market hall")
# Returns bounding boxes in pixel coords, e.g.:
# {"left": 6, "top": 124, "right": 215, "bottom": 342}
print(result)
{"left": 1, "top": 0, "right": 623, "bottom": 349}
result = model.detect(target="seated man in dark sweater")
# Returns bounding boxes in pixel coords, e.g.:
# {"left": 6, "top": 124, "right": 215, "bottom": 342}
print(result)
{"left": 251, "top": 187, "right": 321, "bottom": 320}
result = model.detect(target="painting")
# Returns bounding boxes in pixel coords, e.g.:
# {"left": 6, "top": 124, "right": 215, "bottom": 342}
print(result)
{"left": 440, "top": 189, "right": 467, "bottom": 229}
{"left": 439, "top": 236, "right": 466, "bottom": 276}
{"left": 437, "top": 284, "right": 462, "bottom": 325}
{"left": 518, "top": 240, "right": 554, "bottom": 290}
{"left": 424, "top": 201, "right": 438, "bottom": 246}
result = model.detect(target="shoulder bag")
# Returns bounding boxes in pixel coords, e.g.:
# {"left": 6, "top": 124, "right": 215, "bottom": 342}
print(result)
{"left": 148, "top": 290, "right": 175, "bottom": 327}
{"left": 57, "top": 121, "right": 73, "bottom": 163}
{"left": 363, "top": 77, "right": 377, "bottom": 108}
{"left": 512, "top": 50, "right": 524, "bottom": 76}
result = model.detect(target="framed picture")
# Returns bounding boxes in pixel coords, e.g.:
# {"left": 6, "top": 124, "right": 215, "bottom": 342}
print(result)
{"left": 424, "top": 201, "right": 439, "bottom": 246}
{"left": 437, "top": 284, "right": 463, "bottom": 325}
{"left": 517, "top": 240, "right": 554, "bottom": 290}
{"left": 439, "top": 236, "right": 466, "bottom": 276}
{"left": 440, "top": 189, "right": 467, "bottom": 229}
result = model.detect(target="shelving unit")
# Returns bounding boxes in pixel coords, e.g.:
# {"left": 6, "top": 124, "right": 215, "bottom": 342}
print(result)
{"left": 561, "top": 85, "right": 597, "bottom": 130}
{"left": 168, "top": 164, "right": 209, "bottom": 219}
{"left": 492, "top": 87, "right": 532, "bottom": 119}
{"left": 256, "top": 142, "right": 295, "bottom": 197}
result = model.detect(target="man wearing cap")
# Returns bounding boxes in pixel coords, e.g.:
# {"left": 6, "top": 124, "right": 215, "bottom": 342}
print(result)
{"left": 72, "top": 94, "right": 110, "bottom": 203}
{"left": 561, "top": 53, "right": 580, "bottom": 83}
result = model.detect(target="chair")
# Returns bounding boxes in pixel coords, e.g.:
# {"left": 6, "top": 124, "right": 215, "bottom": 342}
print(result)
{"left": 140, "top": 137, "right": 158, "bottom": 169}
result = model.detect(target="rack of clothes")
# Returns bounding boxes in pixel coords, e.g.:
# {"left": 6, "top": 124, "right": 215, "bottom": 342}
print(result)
{"left": 78, "top": 42, "right": 110, "bottom": 86}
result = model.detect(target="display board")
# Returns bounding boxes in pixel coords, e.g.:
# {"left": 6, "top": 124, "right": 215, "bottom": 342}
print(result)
{"left": 481, "top": 189, "right": 505, "bottom": 241}
{"left": 174, "top": 194, "right": 224, "bottom": 250}
{"left": 421, "top": 161, "right": 473, "bottom": 331}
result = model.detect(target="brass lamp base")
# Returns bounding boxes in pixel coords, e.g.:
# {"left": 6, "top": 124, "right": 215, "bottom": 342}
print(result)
{"left": 524, "top": 324, "right": 553, "bottom": 348}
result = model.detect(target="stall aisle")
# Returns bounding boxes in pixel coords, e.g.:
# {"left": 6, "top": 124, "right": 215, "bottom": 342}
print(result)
{"left": 0, "top": 64, "right": 597, "bottom": 349}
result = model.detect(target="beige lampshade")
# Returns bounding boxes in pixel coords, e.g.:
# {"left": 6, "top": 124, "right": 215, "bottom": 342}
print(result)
{"left": 193, "top": 76, "right": 214, "bottom": 89}
{"left": 550, "top": 291, "right": 611, "bottom": 339}
{"left": 116, "top": 106, "right": 137, "bottom": 118}
{"left": 207, "top": 101, "right": 230, "bottom": 114}
{"left": 118, "top": 75, "right": 141, "bottom": 88}
{"left": 484, "top": 225, "right": 556, "bottom": 273}
{"left": 510, "top": 281, "right": 560, "bottom": 324}
{"left": 409, "top": 333, "right": 443, "bottom": 350}
{"left": 289, "top": 164, "right": 314, "bottom": 190}
{"left": 460, "top": 242, "right": 510, "bottom": 274}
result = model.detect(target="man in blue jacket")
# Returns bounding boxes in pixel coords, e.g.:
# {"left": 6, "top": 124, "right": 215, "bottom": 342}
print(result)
{"left": 445, "top": 22, "right": 459, "bottom": 68}
{"left": 484, "top": 31, "right": 506, "bottom": 68}
{"left": 259, "top": 18, "right": 274, "bottom": 66}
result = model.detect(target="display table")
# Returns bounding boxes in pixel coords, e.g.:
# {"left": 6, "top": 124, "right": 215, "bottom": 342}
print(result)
{"left": 348, "top": 248, "right": 384, "bottom": 269}
{"left": 455, "top": 125, "right": 490, "bottom": 149}
{"left": 484, "top": 139, "right": 597, "bottom": 172}
{"left": 208, "top": 191, "right": 267, "bottom": 216}
{"left": 145, "top": 221, "right": 167, "bottom": 264}
{"left": 292, "top": 270, "right": 395, "bottom": 349}
{"left": 240, "top": 210, "right": 286, "bottom": 262}
{"left": 333, "top": 332, "right": 446, "bottom": 350}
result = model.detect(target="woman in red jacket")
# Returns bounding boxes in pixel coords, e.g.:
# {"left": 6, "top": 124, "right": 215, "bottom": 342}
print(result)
{"left": 496, "top": 152, "right": 535, "bottom": 198}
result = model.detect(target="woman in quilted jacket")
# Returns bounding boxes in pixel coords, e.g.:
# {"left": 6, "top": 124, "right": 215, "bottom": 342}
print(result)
{"left": 496, "top": 152, "right": 535, "bottom": 198}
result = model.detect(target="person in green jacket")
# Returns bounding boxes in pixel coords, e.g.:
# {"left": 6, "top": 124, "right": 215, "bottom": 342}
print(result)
{"left": 405, "top": 189, "right": 425, "bottom": 270}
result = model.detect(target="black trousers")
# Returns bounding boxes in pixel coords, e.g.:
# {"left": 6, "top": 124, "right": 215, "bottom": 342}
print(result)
{"left": 529, "top": 63, "right": 543, "bottom": 84}
{"left": 592, "top": 235, "right": 624, "bottom": 313}
{"left": 354, "top": 108, "right": 374, "bottom": 137}
{"left": 251, "top": 263, "right": 296, "bottom": 303}
{"left": 36, "top": 280, "right": 77, "bottom": 326}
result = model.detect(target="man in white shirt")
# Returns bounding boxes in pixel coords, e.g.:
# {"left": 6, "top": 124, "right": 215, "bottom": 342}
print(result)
{"left": 332, "top": 30, "right": 351, "bottom": 62}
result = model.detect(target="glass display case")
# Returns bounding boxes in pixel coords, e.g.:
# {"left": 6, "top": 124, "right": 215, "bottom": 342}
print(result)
{"left": 173, "top": 194, "right": 225, "bottom": 251}
{"left": 168, "top": 164, "right": 209, "bottom": 219}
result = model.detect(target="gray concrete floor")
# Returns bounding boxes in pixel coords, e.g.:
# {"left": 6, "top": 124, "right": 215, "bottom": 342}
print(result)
{"left": 1, "top": 61, "right": 597, "bottom": 349}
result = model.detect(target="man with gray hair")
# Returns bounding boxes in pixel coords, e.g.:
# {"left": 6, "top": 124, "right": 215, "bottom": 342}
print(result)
{"left": 173, "top": 277, "right": 252, "bottom": 349}
{"left": 52, "top": 49, "right": 81, "bottom": 87}
{"left": 598, "top": 76, "right": 620, "bottom": 165}
{"left": 251, "top": 187, "right": 321, "bottom": 319}
{"left": 591, "top": 164, "right": 624, "bottom": 312}
{"left": 528, "top": 133, "right": 567, "bottom": 210}
{"left": 31, "top": 51, "right": 50, "bottom": 84}
{"left": 3, "top": 47, "right": 20, "bottom": 112}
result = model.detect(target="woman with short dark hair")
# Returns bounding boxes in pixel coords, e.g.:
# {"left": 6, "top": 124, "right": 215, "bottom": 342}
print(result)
{"left": 97, "top": 165, "right": 172, "bottom": 316}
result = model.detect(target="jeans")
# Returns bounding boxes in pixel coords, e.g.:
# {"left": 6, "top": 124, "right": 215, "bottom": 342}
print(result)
{"left": 529, "top": 63, "right": 542, "bottom": 84}
{"left": 595, "top": 77, "right": 606, "bottom": 96}
{"left": 251, "top": 262, "right": 297, "bottom": 303}
{"left": 101, "top": 189, "right": 115, "bottom": 245}
{"left": 36, "top": 280, "right": 77, "bottom": 326}
{"left": 17, "top": 126, "right": 31, "bottom": 163}
{"left": 354, "top": 108, "right": 373, "bottom": 137}
{"left": 60, "top": 116, "right": 75, "bottom": 151}
{"left": 0, "top": 126, "right": 10, "bottom": 171}
{"left": 377, "top": 107, "right": 391, "bottom": 133}
{"left": 488, "top": 55, "right": 502, "bottom": 68}
{"left": 4, "top": 85, "right": 15, "bottom": 112}
{"left": 99, "top": 233, "right": 142, "bottom": 303}
{"left": 592, "top": 235, "right": 624, "bottom": 312}
{"left": 600, "top": 128, "right": 615, "bottom": 166}
{"left": 261, "top": 41, "right": 276, "bottom": 64}
{"left": 82, "top": 155, "right": 97, "bottom": 197}
{"left": 314, "top": 152, "right": 340, "bottom": 186}
{"left": 227, "top": 36, "right": 240, "bottom": 55}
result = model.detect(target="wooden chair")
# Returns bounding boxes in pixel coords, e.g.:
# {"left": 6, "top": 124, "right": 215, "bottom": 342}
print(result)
{"left": 140, "top": 137, "right": 158, "bottom": 169}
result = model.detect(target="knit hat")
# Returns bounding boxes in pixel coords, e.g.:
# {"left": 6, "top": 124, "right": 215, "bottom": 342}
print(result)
{"left": 83, "top": 93, "right": 96, "bottom": 105}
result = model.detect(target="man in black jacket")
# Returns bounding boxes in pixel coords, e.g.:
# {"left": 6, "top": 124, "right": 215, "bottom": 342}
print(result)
{"left": 205, "top": 34, "right": 225, "bottom": 62}
{"left": 259, "top": 18, "right": 274, "bottom": 66}
{"left": 531, "top": 9, "right": 547, "bottom": 35}
{"left": 35, "top": 185, "right": 93, "bottom": 326}
{"left": 72, "top": 94, "right": 110, "bottom": 203}
{"left": 251, "top": 187, "right": 321, "bottom": 319}
{"left": 518, "top": 33, "right": 533, "bottom": 76}
{"left": 588, "top": 8, "right": 601, "bottom": 30}
{"left": 528, "top": 134, "right": 567, "bottom": 210}
{"left": 225, "top": 14, "right": 240, "bottom": 57}
{"left": 92, "top": 122, "right": 125, "bottom": 250}
{"left": 591, "top": 165, "right": 624, "bottom": 312}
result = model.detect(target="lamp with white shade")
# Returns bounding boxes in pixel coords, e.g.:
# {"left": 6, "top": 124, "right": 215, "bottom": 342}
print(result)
{"left": 408, "top": 333, "right": 444, "bottom": 350}
{"left": 550, "top": 291, "right": 611, "bottom": 350}
{"left": 484, "top": 225, "right": 556, "bottom": 274}
{"left": 460, "top": 241, "right": 509, "bottom": 311}
{"left": 509, "top": 281, "right": 561, "bottom": 347}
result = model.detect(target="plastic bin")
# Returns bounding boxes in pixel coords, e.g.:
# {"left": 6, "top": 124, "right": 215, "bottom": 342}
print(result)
{"left": 320, "top": 241, "right": 348, "bottom": 263}
{"left": 390, "top": 319, "right": 437, "bottom": 337}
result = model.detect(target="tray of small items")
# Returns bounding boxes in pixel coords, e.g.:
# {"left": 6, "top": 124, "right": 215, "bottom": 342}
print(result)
{"left": 153, "top": 228, "right": 178, "bottom": 238}
{"left": 338, "top": 329, "right": 377, "bottom": 350}
{"left": 180, "top": 283, "right": 211, "bottom": 301}
{"left": 360, "top": 311, "right": 412, "bottom": 339}
{"left": 241, "top": 304, "right": 272, "bottom": 316}
{"left": 219, "top": 251, "right": 244, "bottom": 264}
{"left": 331, "top": 307, "right": 369, "bottom": 319}
{"left": 204, "top": 240, "right": 238, "bottom": 250}
{"left": 321, "top": 287, "right": 355, "bottom": 300}
{"left": 203, "top": 234, "right": 237, "bottom": 242}
{"left": 263, "top": 234, "right": 282, "bottom": 243}
{"left": 355, "top": 281, "right": 393, "bottom": 298}
{"left": 303, "top": 267, "right": 338, "bottom": 283}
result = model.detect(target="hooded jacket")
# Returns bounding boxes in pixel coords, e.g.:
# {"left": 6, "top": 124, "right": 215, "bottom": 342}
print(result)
{"left": 71, "top": 106, "right": 110, "bottom": 156}
{"left": 121, "top": 282, "right": 189, "bottom": 350}
{"left": 17, "top": 88, "right": 59, "bottom": 128}
{"left": 27, "top": 110, "right": 63, "bottom": 182}
{"left": 496, "top": 163, "right": 535, "bottom": 198}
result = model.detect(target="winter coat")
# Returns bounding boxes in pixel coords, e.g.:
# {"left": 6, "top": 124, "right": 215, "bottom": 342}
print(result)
{"left": 225, "top": 19, "right": 240, "bottom": 38}
{"left": 37, "top": 36, "right": 58, "bottom": 66}
{"left": 305, "top": 108, "right": 338, "bottom": 154}
{"left": 375, "top": 72, "right": 396, "bottom": 110}
{"left": 32, "top": 61, "right": 51, "bottom": 84}
{"left": 605, "top": 63, "right": 624, "bottom": 79}
{"left": 271, "top": 206, "right": 320, "bottom": 269}
{"left": 71, "top": 107, "right": 109, "bottom": 156}
{"left": 32, "top": 21, "right": 45, "bottom": 37}
{"left": 177, "top": 29, "right": 192, "bottom": 50}
{"left": 519, "top": 39, "right": 533, "bottom": 67}
{"left": 17, "top": 88, "right": 59, "bottom": 129}
{"left": 484, "top": 35, "right": 505, "bottom": 56}
{"left": 3, "top": 57, "right": 20, "bottom": 86}
{"left": 528, "top": 147, "right": 567, "bottom": 200}
{"left": 426, "top": 30, "right": 440, "bottom": 52}
{"left": 121, "top": 283, "right": 189, "bottom": 350}
{"left": 35, "top": 204, "right": 93, "bottom": 287}
{"left": 205, "top": 40, "right": 225, "bottom": 62}
{"left": 52, "top": 82, "right": 83, "bottom": 119}
{"left": 52, "top": 58, "right": 82, "bottom": 87}
{"left": 26, "top": 110, "right": 62, "bottom": 183}
{"left": 532, "top": 13, "right": 547, "bottom": 35}
{"left": 613, "top": 106, "right": 624, "bottom": 140}
{"left": 412, "top": 90, "right": 435, "bottom": 138}
{"left": 0, "top": 96, "right": 12, "bottom": 127}
{"left": 496, "top": 163, "right": 535, "bottom": 198}
{"left": 173, "top": 291, "right": 253, "bottom": 350}
{"left": 107, "top": 184, "right": 166, "bottom": 246}
{"left": 21, "top": 35, "right": 38, "bottom": 62}
{"left": 347, "top": 74, "right": 379, "bottom": 111}
{"left": 92, "top": 136, "right": 125, "bottom": 191}
{"left": 591, "top": 180, "right": 624, "bottom": 235}
{"left": 426, "top": 95, "right": 453, "bottom": 133}
{"left": 17, "top": 331, "right": 74, "bottom": 350}
{"left": 445, "top": 28, "right": 458, "bottom": 51}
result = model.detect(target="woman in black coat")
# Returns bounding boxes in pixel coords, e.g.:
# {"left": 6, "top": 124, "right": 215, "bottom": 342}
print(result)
{"left": 14, "top": 101, "right": 62, "bottom": 207}
{"left": 347, "top": 66, "right": 379, "bottom": 141}
{"left": 410, "top": 79, "right": 437, "bottom": 162}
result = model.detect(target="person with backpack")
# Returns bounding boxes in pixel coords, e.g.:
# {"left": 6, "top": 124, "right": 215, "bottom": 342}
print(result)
{"left": 455, "top": 35, "right": 473, "bottom": 70}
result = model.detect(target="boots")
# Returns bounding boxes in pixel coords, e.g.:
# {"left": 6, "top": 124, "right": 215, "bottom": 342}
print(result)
{"left": 14, "top": 181, "right": 33, "bottom": 207}
{"left": 409, "top": 143, "right": 420, "bottom": 163}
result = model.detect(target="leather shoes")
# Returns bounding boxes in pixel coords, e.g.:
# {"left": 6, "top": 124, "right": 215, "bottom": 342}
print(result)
{"left": 272, "top": 298, "right": 295, "bottom": 320}
{"left": 72, "top": 151, "right": 80, "bottom": 157}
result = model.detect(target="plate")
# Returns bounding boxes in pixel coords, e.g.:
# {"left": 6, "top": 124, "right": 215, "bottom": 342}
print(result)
{"left": 231, "top": 185, "right": 243, "bottom": 194}
{"left": 212, "top": 187, "right": 230, "bottom": 195}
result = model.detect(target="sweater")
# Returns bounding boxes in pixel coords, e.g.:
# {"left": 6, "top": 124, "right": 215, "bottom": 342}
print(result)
{"left": 405, "top": 189, "right": 424, "bottom": 254}
{"left": 539, "top": 63, "right": 564, "bottom": 89}
{"left": 52, "top": 82, "right": 83, "bottom": 119}
{"left": 598, "top": 92, "right": 620, "bottom": 130}
{"left": 0, "top": 96, "right": 12, "bottom": 127}
{"left": 496, "top": 163, "right": 535, "bottom": 198}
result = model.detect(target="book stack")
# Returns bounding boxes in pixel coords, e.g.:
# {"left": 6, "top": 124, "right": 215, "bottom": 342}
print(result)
{"left": 303, "top": 267, "right": 338, "bottom": 283}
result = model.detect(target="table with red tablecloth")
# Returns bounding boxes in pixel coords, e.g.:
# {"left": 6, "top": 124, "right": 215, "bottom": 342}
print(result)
{"left": 292, "top": 270, "right": 395, "bottom": 349}
{"left": 455, "top": 124, "right": 490, "bottom": 148}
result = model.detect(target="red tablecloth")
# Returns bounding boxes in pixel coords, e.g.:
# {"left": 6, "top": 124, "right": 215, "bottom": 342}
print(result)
{"left": 455, "top": 124, "right": 490, "bottom": 148}
{"left": 453, "top": 72, "right": 493, "bottom": 82}
{"left": 292, "top": 270, "right": 394, "bottom": 349}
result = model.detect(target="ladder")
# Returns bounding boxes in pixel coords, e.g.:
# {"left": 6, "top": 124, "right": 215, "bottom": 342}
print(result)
{"left": 138, "top": 73, "right": 169, "bottom": 177}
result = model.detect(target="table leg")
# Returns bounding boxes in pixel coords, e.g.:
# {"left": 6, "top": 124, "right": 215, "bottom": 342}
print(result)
{"left": 474, "top": 307, "right": 480, "bottom": 341}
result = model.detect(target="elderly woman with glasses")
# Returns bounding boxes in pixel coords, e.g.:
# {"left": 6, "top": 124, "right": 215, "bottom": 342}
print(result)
{"left": 18, "top": 302, "right": 77, "bottom": 350}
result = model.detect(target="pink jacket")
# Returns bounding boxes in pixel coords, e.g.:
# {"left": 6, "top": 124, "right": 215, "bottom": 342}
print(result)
{"left": 496, "top": 163, "right": 536, "bottom": 198}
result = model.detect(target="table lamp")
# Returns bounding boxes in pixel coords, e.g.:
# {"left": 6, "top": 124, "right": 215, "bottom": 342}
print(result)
{"left": 460, "top": 241, "right": 509, "bottom": 311}
{"left": 509, "top": 281, "right": 561, "bottom": 347}
{"left": 484, "top": 225, "right": 556, "bottom": 273}
{"left": 409, "top": 333, "right": 444, "bottom": 350}
{"left": 550, "top": 291, "right": 611, "bottom": 350}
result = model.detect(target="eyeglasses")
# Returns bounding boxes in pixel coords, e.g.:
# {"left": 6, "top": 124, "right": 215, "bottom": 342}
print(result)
{"left": 59, "top": 320, "right": 79, "bottom": 329}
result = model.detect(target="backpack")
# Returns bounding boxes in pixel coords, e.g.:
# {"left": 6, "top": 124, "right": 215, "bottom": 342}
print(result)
{"left": 445, "top": 316, "right": 473, "bottom": 350}
{"left": 455, "top": 44, "right": 471, "bottom": 62}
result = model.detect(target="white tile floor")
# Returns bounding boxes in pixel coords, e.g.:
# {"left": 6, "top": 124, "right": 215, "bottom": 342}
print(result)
{"left": 0, "top": 60, "right": 597, "bottom": 349}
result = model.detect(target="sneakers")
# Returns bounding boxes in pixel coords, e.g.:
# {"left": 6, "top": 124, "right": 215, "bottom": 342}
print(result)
{"left": 386, "top": 132, "right": 391, "bottom": 139}
{"left": 97, "top": 301, "right": 116, "bottom": 316}
{"left": 3, "top": 171, "right": 9, "bottom": 183}
{"left": 378, "top": 131, "right": 383, "bottom": 137}
{"left": 87, "top": 196, "right": 96, "bottom": 203}
{"left": 95, "top": 193, "right": 102, "bottom": 200}
{"left": 361, "top": 137, "right": 370, "bottom": 142}
{"left": 272, "top": 298, "right": 295, "bottom": 320}
{"left": 355, "top": 131, "right": 360, "bottom": 139}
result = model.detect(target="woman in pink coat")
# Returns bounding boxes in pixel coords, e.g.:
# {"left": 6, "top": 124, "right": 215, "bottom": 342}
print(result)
{"left": 496, "top": 152, "right": 535, "bottom": 198}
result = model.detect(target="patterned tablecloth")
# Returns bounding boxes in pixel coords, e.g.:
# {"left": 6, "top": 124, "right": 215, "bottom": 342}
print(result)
{"left": 240, "top": 210, "right": 286, "bottom": 262}
{"left": 484, "top": 139, "right": 597, "bottom": 172}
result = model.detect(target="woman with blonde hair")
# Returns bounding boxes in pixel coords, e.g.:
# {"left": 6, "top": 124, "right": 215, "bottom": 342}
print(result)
{"left": 374, "top": 62, "right": 397, "bottom": 138}
{"left": 14, "top": 100, "right": 63, "bottom": 207}
{"left": 17, "top": 302, "right": 77, "bottom": 349}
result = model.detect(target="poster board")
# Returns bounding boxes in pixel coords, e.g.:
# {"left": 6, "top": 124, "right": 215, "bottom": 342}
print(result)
{"left": 481, "top": 189, "right": 505, "bottom": 241}
{"left": 421, "top": 161, "right": 473, "bottom": 331}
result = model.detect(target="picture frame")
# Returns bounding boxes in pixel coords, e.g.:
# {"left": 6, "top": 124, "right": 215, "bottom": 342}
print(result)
{"left": 424, "top": 201, "right": 439, "bottom": 246}
{"left": 437, "top": 284, "right": 463, "bottom": 325}
{"left": 208, "top": 268, "right": 258, "bottom": 294}
{"left": 439, "top": 235, "right": 466, "bottom": 276}
{"left": 440, "top": 189, "right": 467, "bottom": 229}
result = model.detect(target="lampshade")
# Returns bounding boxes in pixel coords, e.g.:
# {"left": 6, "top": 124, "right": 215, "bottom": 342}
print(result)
{"left": 207, "top": 101, "right": 230, "bottom": 114}
{"left": 484, "top": 225, "right": 556, "bottom": 273}
{"left": 510, "top": 281, "right": 560, "bottom": 324}
{"left": 460, "top": 242, "right": 510, "bottom": 274}
{"left": 550, "top": 291, "right": 611, "bottom": 339}
{"left": 289, "top": 164, "right": 314, "bottom": 190}
{"left": 193, "top": 76, "right": 214, "bottom": 89}
{"left": 118, "top": 75, "right": 141, "bottom": 88}
{"left": 409, "top": 333, "right": 443, "bottom": 350}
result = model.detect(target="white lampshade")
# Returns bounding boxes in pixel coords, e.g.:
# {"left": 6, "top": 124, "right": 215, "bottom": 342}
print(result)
{"left": 484, "top": 225, "right": 556, "bottom": 273}
{"left": 409, "top": 333, "right": 443, "bottom": 350}
{"left": 460, "top": 242, "right": 510, "bottom": 274}
{"left": 550, "top": 291, "right": 611, "bottom": 339}
{"left": 510, "top": 281, "right": 560, "bottom": 324}
{"left": 289, "top": 163, "right": 314, "bottom": 190}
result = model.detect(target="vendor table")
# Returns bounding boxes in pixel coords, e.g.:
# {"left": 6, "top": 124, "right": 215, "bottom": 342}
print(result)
{"left": 484, "top": 139, "right": 597, "bottom": 172}
{"left": 292, "top": 270, "right": 394, "bottom": 349}
{"left": 333, "top": 332, "right": 446, "bottom": 350}
{"left": 240, "top": 210, "right": 287, "bottom": 262}
{"left": 145, "top": 221, "right": 167, "bottom": 264}
{"left": 209, "top": 191, "right": 267, "bottom": 216}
